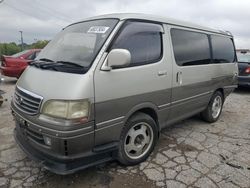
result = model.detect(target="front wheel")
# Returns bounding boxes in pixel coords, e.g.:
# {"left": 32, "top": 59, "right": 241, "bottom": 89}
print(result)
{"left": 117, "top": 112, "right": 158, "bottom": 166}
{"left": 201, "top": 91, "right": 224, "bottom": 123}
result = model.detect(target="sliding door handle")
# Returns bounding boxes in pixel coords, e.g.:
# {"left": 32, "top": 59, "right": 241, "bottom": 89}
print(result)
{"left": 176, "top": 71, "right": 183, "bottom": 84}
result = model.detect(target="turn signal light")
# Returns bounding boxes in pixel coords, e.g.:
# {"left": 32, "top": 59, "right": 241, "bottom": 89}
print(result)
{"left": 43, "top": 136, "right": 52, "bottom": 146}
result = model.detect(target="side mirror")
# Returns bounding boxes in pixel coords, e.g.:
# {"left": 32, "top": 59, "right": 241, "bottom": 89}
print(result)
{"left": 102, "top": 49, "right": 131, "bottom": 71}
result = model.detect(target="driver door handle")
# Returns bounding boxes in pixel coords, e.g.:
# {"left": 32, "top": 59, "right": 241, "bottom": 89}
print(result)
{"left": 158, "top": 70, "right": 167, "bottom": 76}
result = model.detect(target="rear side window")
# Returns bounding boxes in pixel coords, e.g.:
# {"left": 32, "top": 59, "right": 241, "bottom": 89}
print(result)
{"left": 110, "top": 21, "right": 163, "bottom": 67}
{"left": 211, "top": 35, "right": 235, "bottom": 63}
{"left": 171, "top": 29, "right": 211, "bottom": 66}
{"left": 26, "top": 52, "right": 35, "bottom": 60}
{"left": 35, "top": 51, "right": 40, "bottom": 58}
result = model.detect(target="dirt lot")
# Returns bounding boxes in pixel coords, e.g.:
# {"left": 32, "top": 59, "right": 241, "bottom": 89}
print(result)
{"left": 0, "top": 76, "right": 250, "bottom": 188}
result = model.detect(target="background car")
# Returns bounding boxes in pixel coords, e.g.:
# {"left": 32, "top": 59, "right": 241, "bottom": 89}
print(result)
{"left": 0, "top": 49, "right": 41, "bottom": 78}
{"left": 236, "top": 50, "right": 250, "bottom": 87}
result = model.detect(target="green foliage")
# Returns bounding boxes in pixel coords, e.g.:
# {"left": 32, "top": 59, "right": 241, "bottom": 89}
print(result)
{"left": 0, "top": 42, "right": 21, "bottom": 56}
{"left": 30, "top": 40, "right": 49, "bottom": 49}
{"left": 0, "top": 40, "right": 49, "bottom": 56}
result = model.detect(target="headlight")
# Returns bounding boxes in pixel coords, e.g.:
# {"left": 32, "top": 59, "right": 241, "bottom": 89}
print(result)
{"left": 42, "top": 100, "right": 89, "bottom": 120}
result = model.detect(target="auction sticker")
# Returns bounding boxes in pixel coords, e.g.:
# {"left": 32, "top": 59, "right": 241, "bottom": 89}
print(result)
{"left": 87, "top": 26, "right": 110, "bottom": 33}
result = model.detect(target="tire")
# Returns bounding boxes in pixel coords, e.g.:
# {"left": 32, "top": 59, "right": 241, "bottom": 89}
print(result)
{"left": 201, "top": 91, "right": 224, "bottom": 123}
{"left": 117, "top": 112, "right": 158, "bottom": 166}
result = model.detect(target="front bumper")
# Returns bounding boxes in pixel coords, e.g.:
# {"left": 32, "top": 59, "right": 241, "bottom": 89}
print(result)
{"left": 12, "top": 105, "right": 113, "bottom": 175}
{"left": 238, "top": 76, "right": 250, "bottom": 87}
{"left": 14, "top": 128, "right": 112, "bottom": 175}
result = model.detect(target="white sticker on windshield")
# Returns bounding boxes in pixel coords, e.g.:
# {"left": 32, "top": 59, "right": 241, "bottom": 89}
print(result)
{"left": 87, "top": 26, "right": 110, "bottom": 34}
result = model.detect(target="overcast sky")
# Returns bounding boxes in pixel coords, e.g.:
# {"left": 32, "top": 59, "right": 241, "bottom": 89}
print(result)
{"left": 0, "top": 0, "right": 249, "bottom": 49}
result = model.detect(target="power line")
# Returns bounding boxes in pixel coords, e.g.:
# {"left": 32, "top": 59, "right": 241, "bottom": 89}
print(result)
{"left": 21, "top": 0, "right": 73, "bottom": 23}
{"left": 4, "top": 2, "right": 42, "bottom": 19}
{"left": 3, "top": 2, "right": 66, "bottom": 27}
{"left": 3, "top": 0, "right": 72, "bottom": 24}
{"left": 33, "top": 0, "right": 73, "bottom": 22}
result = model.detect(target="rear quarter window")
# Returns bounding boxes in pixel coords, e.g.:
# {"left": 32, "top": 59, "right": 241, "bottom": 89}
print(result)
{"left": 211, "top": 35, "right": 235, "bottom": 63}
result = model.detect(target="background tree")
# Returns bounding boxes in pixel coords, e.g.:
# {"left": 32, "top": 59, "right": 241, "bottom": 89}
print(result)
{"left": 30, "top": 40, "right": 49, "bottom": 49}
{"left": 0, "top": 42, "right": 21, "bottom": 56}
{"left": 0, "top": 40, "right": 49, "bottom": 56}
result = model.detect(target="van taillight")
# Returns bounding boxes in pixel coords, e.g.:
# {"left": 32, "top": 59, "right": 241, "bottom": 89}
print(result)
{"left": 245, "top": 67, "right": 250, "bottom": 74}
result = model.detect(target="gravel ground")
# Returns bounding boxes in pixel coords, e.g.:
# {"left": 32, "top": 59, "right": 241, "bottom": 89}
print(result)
{"left": 0, "top": 76, "right": 250, "bottom": 188}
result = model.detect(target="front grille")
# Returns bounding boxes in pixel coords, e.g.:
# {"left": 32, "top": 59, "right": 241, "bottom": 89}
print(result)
{"left": 14, "top": 87, "right": 42, "bottom": 115}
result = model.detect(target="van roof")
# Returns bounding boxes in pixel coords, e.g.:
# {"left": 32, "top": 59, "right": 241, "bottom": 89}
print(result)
{"left": 71, "top": 13, "right": 232, "bottom": 37}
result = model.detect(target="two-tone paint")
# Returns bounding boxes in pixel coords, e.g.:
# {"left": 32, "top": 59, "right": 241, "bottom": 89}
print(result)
{"left": 11, "top": 13, "right": 238, "bottom": 174}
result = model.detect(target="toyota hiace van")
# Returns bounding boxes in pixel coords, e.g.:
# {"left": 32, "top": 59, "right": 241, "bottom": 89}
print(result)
{"left": 11, "top": 13, "right": 238, "bottom": 174}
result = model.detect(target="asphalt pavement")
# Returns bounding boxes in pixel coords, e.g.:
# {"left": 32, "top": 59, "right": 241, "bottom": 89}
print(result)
{"left": 0, "top": 76, "right": 249, "bottom": 188}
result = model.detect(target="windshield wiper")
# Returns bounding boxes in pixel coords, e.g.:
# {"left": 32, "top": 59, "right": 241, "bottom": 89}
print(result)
{"left": 29, "top": 58, "right": 54, "bottom": 66}
{"left": 30, "top": 61, "right": 58, "bottom": 69}
{"left": 39, "top": 58, "right": 54, "bottom": 62}
{"left": 55, "top": 61, "right": 85, "bottom": 68}
{"left": 29, "top": 59, "right": 87, "bottom": 74}
{"left": 53, "top": 61, "right": 87, "bottom": 74}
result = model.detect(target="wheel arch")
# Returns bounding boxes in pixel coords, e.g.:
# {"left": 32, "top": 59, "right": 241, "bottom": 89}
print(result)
{"left": 124, "top": 102, "right": 160, "bottom": 135}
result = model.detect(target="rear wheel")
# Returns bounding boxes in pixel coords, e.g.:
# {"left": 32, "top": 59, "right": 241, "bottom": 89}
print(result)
{"left": 117, "top": 112, "right": 158, "bottom": 165}
{"left": 201, "top": 91, "right": 223, "bottom": 123}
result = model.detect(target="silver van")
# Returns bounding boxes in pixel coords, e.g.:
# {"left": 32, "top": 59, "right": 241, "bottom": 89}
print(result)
{"left": 11, "top": 13, "right": 238, "bottom": 174}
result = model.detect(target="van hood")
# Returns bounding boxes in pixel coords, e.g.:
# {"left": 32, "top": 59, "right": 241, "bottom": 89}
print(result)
{"left": 16, "top": 66, "right": 94, "bottom": 102}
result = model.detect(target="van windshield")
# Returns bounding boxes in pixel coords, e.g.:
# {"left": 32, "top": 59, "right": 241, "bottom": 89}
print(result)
{"left": 36, "top": 19, "right": 118, "bottom": 69}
